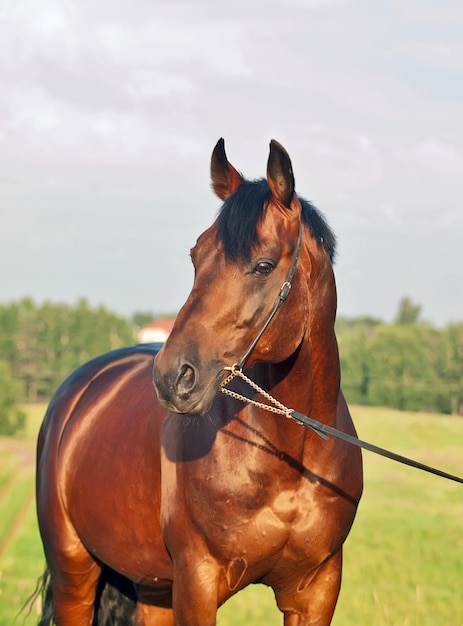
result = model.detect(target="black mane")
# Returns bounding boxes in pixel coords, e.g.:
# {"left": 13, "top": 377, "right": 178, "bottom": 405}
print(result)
{"left": 217, "top": 178, "right": 336, "bottom": 263}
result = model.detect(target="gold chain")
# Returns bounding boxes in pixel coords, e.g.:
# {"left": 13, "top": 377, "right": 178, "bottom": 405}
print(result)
{"left": 219, "top": 366, "right": 294, "bottom": 419}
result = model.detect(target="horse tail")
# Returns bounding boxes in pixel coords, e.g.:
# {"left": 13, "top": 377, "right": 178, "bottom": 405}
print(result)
{"left": 28, "top": 566, "right": 137, "bottom": 625}
{"left": 21, "top": 568, "right": 54, "bottom": 626}
{"left": 94, "top": 566, "right": 137, "bottom": 625}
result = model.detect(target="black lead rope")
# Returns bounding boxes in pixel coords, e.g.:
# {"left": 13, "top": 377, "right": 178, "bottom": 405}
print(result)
{"left": 290, "top": 409, "right": 463, "bottom": 485}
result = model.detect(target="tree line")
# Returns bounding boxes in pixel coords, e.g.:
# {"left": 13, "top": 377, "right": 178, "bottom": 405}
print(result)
{"left": 337, "top": 298, "right": 463, "bottom": 416}
{"left": 0, "top": 297, "right": 462, "bottom": 434}
{"left": 0, "top": 298, "right": 138, "bottom": 434}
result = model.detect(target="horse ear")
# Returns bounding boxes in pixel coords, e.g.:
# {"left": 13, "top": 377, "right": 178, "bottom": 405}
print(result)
{"left": 210, "top": 138, "right": 244, "bottom": 200}
{"left": 267, "top": 140, "right": 295, "bottom": 208}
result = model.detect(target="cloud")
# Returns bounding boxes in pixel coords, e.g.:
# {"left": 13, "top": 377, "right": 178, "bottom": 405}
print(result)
{"left": 0, "top": 0, "right": 462, "bottom": 326}
{"left": 396, "top": 140, "right": 463, "bottom": 176}
{"left": 386, "top": 40, "right": 463, "bottom": 72}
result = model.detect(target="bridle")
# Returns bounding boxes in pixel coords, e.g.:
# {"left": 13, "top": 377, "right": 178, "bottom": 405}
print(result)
{"left": 233, "top": 220, "right": 303, "bottom": 371}
{"left": 219, "top": 215, "right": 463, "bottom": 486}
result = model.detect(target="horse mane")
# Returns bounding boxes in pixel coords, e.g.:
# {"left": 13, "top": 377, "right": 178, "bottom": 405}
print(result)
{"left": 217, "top": 178, "right": 336, "bottom": 263}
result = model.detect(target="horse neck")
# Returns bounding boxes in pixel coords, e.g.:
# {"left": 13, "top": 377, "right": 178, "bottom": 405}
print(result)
{"left": 244, "top": 352, "right": 333, "bottom": 468}
{"left": 298, "top": 237, "right": 340, "bottom": 428}
{"left": 254, "top": 331, "right": 339, "bottom": 424}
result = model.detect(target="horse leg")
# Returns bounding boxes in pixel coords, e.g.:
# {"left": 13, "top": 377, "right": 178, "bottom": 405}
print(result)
{"left": 170, "top": 556, "right": 219, "bottom": 626}
{"left": 135, "top": 585, "right": 174, "bottom": 626}
{"left": 49, "top": 551, "right": 102, "bottom": 626}
{"left": 274, "top": 551, "right": 343, "bottom": 626}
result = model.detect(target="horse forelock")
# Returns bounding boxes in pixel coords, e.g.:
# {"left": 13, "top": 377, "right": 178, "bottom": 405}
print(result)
{"left": 216, "top": 179, "right": 270, "bottom": 262}
{"left": 216, "top": 178, "right": 336, "bottom": 263}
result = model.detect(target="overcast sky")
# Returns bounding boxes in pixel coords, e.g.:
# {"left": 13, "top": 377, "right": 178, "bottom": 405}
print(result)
{"left": 1, "top": 0, "right": 462, "bottom": 327}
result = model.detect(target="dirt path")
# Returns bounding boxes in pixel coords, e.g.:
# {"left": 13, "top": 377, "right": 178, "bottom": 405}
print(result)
{"left": 0, "top": 437, "right": 36, "bottom": 561}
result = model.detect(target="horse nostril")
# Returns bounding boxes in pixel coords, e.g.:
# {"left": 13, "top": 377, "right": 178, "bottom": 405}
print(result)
{"left": 176, "top": 363, "right": 197, "bottom": 399}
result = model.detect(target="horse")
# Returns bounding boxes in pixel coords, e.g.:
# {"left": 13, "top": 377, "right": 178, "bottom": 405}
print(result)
{"left": 35, "top": 138, "right": 363, "bottom": 625}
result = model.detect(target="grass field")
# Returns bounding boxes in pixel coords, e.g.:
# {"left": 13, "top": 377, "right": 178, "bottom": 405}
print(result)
{"left": 0, "top": 404, "right": 462, "bottom": 625}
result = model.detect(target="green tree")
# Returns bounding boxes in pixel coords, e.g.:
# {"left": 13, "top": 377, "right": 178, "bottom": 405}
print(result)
{"left": 0, "top": 298, "right": 135, "bottom": 402}
{"left": 0, "top": 360, "right": 26, "bottom": 435}
{"left": 337, "top": 316, "right": 381, "bottom": 405}
{"left": 366, "top": 324, "right": 451, "bottom": 412}
{"left": 339, "top": 327, "right": 371, "bottom": 404}
{"left": 338, "top": 303, "right": 460, "bottom": 414}
{"left": 445, "top": 324, "right": 463, "bottom": 415}
{"left": 132, "top": 311, "right": 157, "bottom": 329}
{"left": 395, "top": 297, "right": 422, "bottom": 325}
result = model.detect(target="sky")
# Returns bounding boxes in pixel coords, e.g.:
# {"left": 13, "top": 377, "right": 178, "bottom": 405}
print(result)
{"left": 1, "top": 0, "right": 462, "bottom": 327}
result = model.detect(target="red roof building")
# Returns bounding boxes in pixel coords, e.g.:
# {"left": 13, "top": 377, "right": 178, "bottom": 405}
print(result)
{"left": 136, "top": 318, "right": 175, "bottom": 344}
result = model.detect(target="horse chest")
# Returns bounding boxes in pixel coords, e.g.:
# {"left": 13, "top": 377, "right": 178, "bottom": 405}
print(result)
{"left": 179, "top": 457, "right": 331, "bottom": 568}
{"left": 161, "top": 421, "right": 348, "bottom": 579}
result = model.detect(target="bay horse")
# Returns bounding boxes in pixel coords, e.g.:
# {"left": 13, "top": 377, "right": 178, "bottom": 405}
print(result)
{"left": 35, "top": 139, "right": 363, "bottom": 625}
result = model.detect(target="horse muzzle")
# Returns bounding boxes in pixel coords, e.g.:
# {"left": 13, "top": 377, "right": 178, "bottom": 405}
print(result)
{"left": 153, "top": 352, "right": 225, "bottom": 416}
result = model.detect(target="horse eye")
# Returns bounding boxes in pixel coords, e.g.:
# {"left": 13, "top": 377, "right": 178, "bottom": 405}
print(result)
{"left": 253, "top": 260, "right": 275, "bottom": 276}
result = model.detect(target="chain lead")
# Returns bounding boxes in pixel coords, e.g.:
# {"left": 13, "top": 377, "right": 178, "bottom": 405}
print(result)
{"left": 220, "top": 367, "right": 294, "bottom": 419}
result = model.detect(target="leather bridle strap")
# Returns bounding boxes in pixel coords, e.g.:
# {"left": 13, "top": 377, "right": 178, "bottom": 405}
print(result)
{"left": 235, "top": 221, "right": 303, "bottom": 371}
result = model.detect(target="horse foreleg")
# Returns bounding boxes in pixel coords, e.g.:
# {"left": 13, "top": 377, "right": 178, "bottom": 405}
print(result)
{"left": 275, "top": 551, "right": 343, "bottom": 626}
{"left": 171, "top": 556, "right": 219, "bottom": 626}
{"left": 135, "top": 585, "right": 174, "bottom": 626}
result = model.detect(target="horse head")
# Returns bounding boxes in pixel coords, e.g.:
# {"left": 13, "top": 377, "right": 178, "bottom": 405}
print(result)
{"left": 153, "top": 138, "right": 337, "bottom": 416}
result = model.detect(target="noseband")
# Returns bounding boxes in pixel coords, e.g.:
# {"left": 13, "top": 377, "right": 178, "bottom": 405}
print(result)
{"left": 233, "top": 220, "right": 303, "bottom": 371}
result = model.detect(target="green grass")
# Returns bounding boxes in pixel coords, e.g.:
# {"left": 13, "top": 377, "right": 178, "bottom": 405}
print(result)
{"left": 0, "top": 405, "right": 46, "bottom": 625}
{"left": 0, "top": 404, "right": 462, "bottom": 625}
{"left": 330, "top": 406, "right": 463, "bottom": 626}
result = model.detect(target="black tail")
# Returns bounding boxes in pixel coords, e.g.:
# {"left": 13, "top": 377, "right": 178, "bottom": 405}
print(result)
{"left": 94, "top": 567, "right": 137, "bottom": 625}
{"left": 26, "top": 567, "right": 137, "bottom": 625}
{"left": 21, "top": 569, "right": 53, "bottom": 626}
{"left": 37, "top": 569, "right": 54, "bottom": 626}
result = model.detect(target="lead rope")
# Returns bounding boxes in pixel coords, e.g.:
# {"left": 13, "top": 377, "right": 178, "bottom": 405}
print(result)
{"left": 220, "top": 365, "right": 328, "bottom": 440}
{"left": 219, "top": 366, "right": 463, "bottom": 484}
